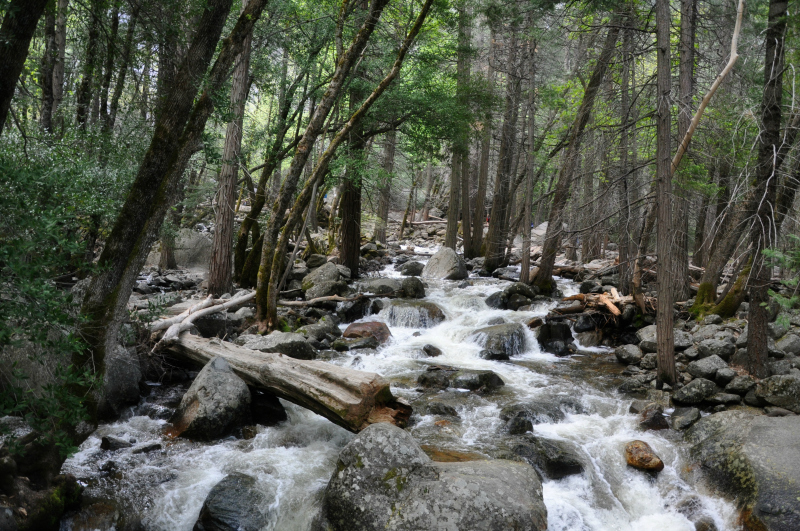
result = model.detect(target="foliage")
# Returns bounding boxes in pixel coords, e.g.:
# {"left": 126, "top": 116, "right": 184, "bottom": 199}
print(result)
{"left": 765, "top": 236, "right": 800, "bottom": 324}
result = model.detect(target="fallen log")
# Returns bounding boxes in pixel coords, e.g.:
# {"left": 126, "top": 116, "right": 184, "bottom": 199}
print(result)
{"left": 277, "top": 291, "right": 399, "bottom": 308}
{"left": 168, "top": 333, "right": 412, "bottom": 433}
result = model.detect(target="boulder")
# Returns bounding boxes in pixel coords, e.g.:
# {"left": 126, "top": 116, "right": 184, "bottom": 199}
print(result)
{"left": 755, "top": 375, "right": 800, "bottom": 413}
{"left": 343, "top": 322, "right": 392, "bottom": 344}
{"left": 331, "top": 337, "right": 380, "bottom": 351}
{"left": 297, "top": 316, "right": 342, "bottom": 342}
{"left": 670, "top": 407, "right": 700, "bottom": 430}
{"left": 479, "top": 349, "right": 509, "bottom": 361}
{"left": 706, "top": 393, "right": 742, "bottom": 406}
{"left": 639, "top": 352, "right": 657, "bottom": 370}
{"left": 506, "top": 415, "right": 533, "bottom": 435}
{"left": 451, "top": 370, "right": 505, "bottom": 392}
{"left": 320, "top": 423, "right": 547, "bottom": 531}
{"left": 776, "top": 334, "right": 800, "bottom": 356}
{"left": 170, "top": 357, "right": 251, "bottom": 440}
{"left": 512, "top": 436, "right": 584, "bottom": 479}
{"left": 624, "top": 440, "right": 664, "bottom": 472}
{"left": 686, "top": 411, "right": 800, "bottom": 531}
{"left": 400, "top": 261, "right": 424, "bottom": 276}
{"left": 400, "top": 277, "right": 425, "bottom": 299}
{"left": 382, "top": 300, "right": 445, "bottom": 328}
{"left": 636, "top": 325, "right": 658, "bottom": 353}
{"left": 672, "top": 378, "right": 717, "bottom": 405}
{"left": 537, "top": 322, "right": 574, "bottom": 356}
{"left": 357, "top": 278, "right": 401, "bottom": 295}
{"left": 715, "top": 367, "right": 737, "bottom": 386}
{"left": 615, "top": 344, "right": 644, "bottom": 365}
{"left": 674, "top": 330, "right": 693, "bottom": 350}
{"left": 420, "top": 247, "right": 468, "bottom": 280}
{"left": 725, "top": 375, "right": 756, "bottom": 395}
{"left": 193, "top": 472, "right": 275, "bottom": 531}
{"left": 686, "top": 355, "right": 728, "bottom": 380}
{"left": 500, "top": 396, "right": 584, "bottom": 426}
{"left": 302, "top": 261, "right": 341, "bottom": 290}
{"left": 416, "top": 370, "right": 451, "bottom": 390}
{"left": 471, "top": 323, "right": 526, "bottom": 358}
{"left": 305, "top": 254, "right": 328, "bottom": 268}
{"left": 306, "top": 280, "right": 350, "bottom": 300}
{"left": 97, "top": 344, "right": 143, "bottom": 419}
{"left": 236, "top": 331, "right": 317, "bottom": 360}
{"left": 638, "top": 403, "right": 669, "bottom": 430}
{"left": 697, "top": 339, "right": 735, "bottom": 361}
{"left": 484, "top": 291, "right": 507, "bottom": 309}
{"left": 421, "top": 344, "right": 442, "bottom": 357}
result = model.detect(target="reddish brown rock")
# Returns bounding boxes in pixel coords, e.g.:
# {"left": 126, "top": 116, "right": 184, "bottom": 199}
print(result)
{"left": 624, "top": 440, "right": 664, "bottom": 472}
{"left": 343, "top": 321, "right": 392, "bottom": 344}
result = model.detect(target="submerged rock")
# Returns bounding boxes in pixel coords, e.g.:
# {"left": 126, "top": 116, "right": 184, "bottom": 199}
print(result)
{"left": 624, "top": 440, "right": 664, "bottom": 472}
{"left": 420, "top": 247, "right": 468, "bottom": 280}
{"left": 343, "top": 322, "right": 392, "bottom": 344}
{"left": 381, "top": 300, "right": 445, "bottom": 328}
{"left": 193, "top": 472, "right": 275, "bottom": 531}
{"left": 686, "top": 410, "right": 800, "bottom": 530}
{"left": 470, "top": 323, "right": 526, "bottom": 357}
{"left": 319, "top": 423, "right": 547, "bottom": 531}
{"left": 513, "top": 436, "right": 584, "bottom": 479}
{"left": 170, "top": 357, "right": 251, "bottom": 441}
{"left": 451, "top": 370, "right": 505, "bottom": 392}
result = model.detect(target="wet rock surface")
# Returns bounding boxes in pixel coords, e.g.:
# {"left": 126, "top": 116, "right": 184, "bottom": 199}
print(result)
{"left": 193, "top": 472, "right": 275, "bottom": 531}
{"left": 320, "top": 423, "right": 547, "bottom": 531}
{"left": 624, "top": 440, "right": 664, "bottom": 472}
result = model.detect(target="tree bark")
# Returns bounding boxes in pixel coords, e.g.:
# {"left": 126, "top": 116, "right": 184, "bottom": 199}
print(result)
{"left": 339, "top": 131, "right": 366, "bottom": 278}
{"left": 419, "top": 158, "right": 434, "bottom": 221}
{"left": 533, "top": 19, "right": 620, "bottom": 292}
{"left": 169, "top": 333, "right": 411, "bottom": 432}
{"left": 747, "top": 0, "right": 787, "bottom": 379}
{"left": 0, "top": 0, "right": 50, "bottom": 135}
{"left": 39, "top": 4, "right": 56, "bottom": 132}
{"left": 655, "top": 0, "right": 676, "bottom": 386}
{"left": 617, "top": 11, "right": 634, "bottom": 294}
{"left": 99, "top": 1, "right": 120, "bottom": 127}
{"left": 444, "top": 150, "right": 461, "bottom": 249}
{"left": 50, "top": 0, "right": 69, "bottom": 131}
{"left": 374, "top": 129, "right": 396, "bottom": 244}
{"left": 456, "top": 6, "right": 472, "bottom": 252}
{"left": 76, "top": 0, "right": 102, "bottom": 129}
{"left": 208, "top": 0, "right": 253, "bottom": 296}
{"left": 76, "top": 0, "right": 269, "bottom": 422}
{"left": 108, "top": 0, "right": 140, "bottom": 130}
{"left": 520, "top": 32, "right": 536, "bottom": 284}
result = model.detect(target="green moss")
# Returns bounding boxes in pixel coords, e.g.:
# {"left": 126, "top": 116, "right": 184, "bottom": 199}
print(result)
{"left": 382, "top": 467, "right": 407, "bottom": 492}
{"left": 20, "top": 477, "right": 82, "bottom": 531}
{"left": 691, "top": 282, "right": 716, "bottom": 317}
{"left": 710, "top": 266, "right": 750, "bottom": 319}
{"left": 355, "top": 455, "right": 364, "bottom": 469}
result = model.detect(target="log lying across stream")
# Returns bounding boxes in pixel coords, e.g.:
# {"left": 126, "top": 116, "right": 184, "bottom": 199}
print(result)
{"left": 167, "top": 333, "right": 412, "bottom": 433}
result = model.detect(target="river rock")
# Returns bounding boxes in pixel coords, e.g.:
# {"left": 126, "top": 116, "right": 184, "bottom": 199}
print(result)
{"left": 673, "top": 378, "right": 717, "bottom": 405}
{"left": 343, "top": 322, "right": 392, "bottom": 344}
{"left": 302, "top": 262, "right": 341, "bottom": 289}
{"left": 725, "top": 375, "right": 756, "bottom": 395}
{"left": 670, "top": 407, "right": 700, "bottom": 430}
{"left": 537, "top": 322, "right": 574, "bottom": 356}
{"left": 320, "top": 423, "right": 547, "bottom": 531}
{"left": 357, "top": 278, "right": 401, "bottom": 295}
{"left": 507, "top": 415, "right": 533, "bottom": 435}
{"left": 615, "top": 344, "right": 644, "bottom": 365}
{"left": 500, "top": 396, "right": 584, "bottom": 426}
{"left": 331, "top": 336, "right": 379, "bottom": 351}
{"left": 624, "top": 440, "right": 664, "bottom": 472}
{"left": 451, "top": 370, "right": 505, "bottom": 392}
{"left": 639, "top": 352, "right": 657, "bottom": 370}
{"left": 636, "top": 325, "right": 658, "bottom": 353}
{"left": 706, "top": 393, "right": 742, "bottom": 406}
{"left": 416, "top": 370, "right": 451, "bottom": 390}
{"left": 382, "top": 300, "right": 445, "bottom": 328}
{"left": 470, "top": 323, "right": 526, "bottom": 357}
{"left": 305, "top": 254, "right": 328, "bottom": 269}
{"left": 755, "top": 375, "right": 800, "bottom": 413}
{"left": 193, "top": 472, "right": 275, "bottom": 531}
{"left": 306, "top": 280, "right": 350, "bottom": 300}
{"left": 687, "top": 355, "right": 728, "bottom": 380}
{"left": 400, "top": 277, "right": 425, "bottom": 299}
{"left": 422, "top": 344, "right": 443, "bottom": 357}
{"left": 400, "top": 261, "right": 424, "bottom": 276}
{"left": 776, "top": 334, "right": 800, "bottom": 356}
{"left": 714, "top": 367, "right": 737, "bottom": 386}
{"left": 420, "top": 247, "right": 468, "bottom": 280}
{"left": 236, "top": 331, "right": 317, "bottom": 360}
{"left": 297, "top": 316, "right": 341, "bottom": 342}
{"left": 98, "top": 343, "right": 143, "bottom": 419}
{"left": 697, "top": 339, "right": 735, "bottom": 361}
{"left": 100, "top": 436, "right": 133, "bottom": 451}
{"left": 513, "top": 436, "right": 584, "bottom": 479}
{"left": 479, "top": 349, "right": 509, "bottom": 361}
{"left": 638, "top": 403, "right": 669, "bottom": 430}
{"left": 170, "top": 357, "right": 251, "bottom": 440}
{"left": 686, "top": 410, "right": 800, "bottom": 530}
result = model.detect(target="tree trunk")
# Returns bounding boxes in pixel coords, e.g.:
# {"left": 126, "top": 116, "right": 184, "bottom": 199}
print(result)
{"left": 208, "top": 0, "right": 253, "bottom": 296}
{"left": 99, "top": 1, "right": 120, "bottom": 126}
{"left": 0, "top": 0, "right": 50, "bottom": 135}
{"left": 617, "top": 13, "right": 633, "bottom": 294}
{"left": 520, "top": 35, "right": 536, "bottom": 284}
{"left": 672, "top": 0, "right": 696, "bottom": 301}
{"left": 484, "top": 27, "right": 521, "bottom": 272}
{"left": 169, "top": 333, "right": 411, "bottom": 432}
{"left": 444, "top": 151, "right": 461, "bottom": 249}
{"left": 747, "top": 0, "right": 787, "bottom": 378}
{"left": 470, "top": 113, "right": 491, "bottom": 255}
{"left": 692, "top": 173, "right": 712, "bottom": 267}
{"left": 76, "top": 0, "right": 102, "bottom": 129}
{"left": 419, "top": 158, "right": 434, "bottom": 221}
{"left": 108, "top": 0, "right": 140, "bottom": 130}
{"left": 456, "top": 6, "right": 471, "bottom": 252}
{"left": 340, "top": 136, "right": 365, "bottom": 278}
{"left": 533, "top": 19, "right": 620, "bottom": 292}
{"left": 50, "top": 0, "right": 69, "bottom": 131}
{"left": 374, "top": 129, "right": 396, "bottom": 244}
{"left": 39, "top": 4, "right": 56, "bottom": 132}
{"left": 76, "top": 0, "right": 269, "bottom": 422}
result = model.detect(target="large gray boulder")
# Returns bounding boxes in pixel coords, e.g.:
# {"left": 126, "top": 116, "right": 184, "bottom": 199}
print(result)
{"left": 320, "top": 423, "right": 547, "bottom": 531}
{"left": 470, "top": 323, "right": 526, "bottom": 357}
{"left": 615, "top": 344, "right": 644, "bottom": 365}
{"left": 697, "top": 338, "right": 735, "bottom": 360}
{"left": 297, "top": 316, "right": 342, "bottom": 342}
{"left": 302, "top": 261, "right": 341, "bottom": 289}
{"left": 170, "top": 357, "right": 251, "bottom": 440}
{"left": 236, "top": 331, "right": 317, "bottom": 360}
{"left": 193, "top": 472, "right": 275, "bottom": 531}
{"left": 672, "top": 378, "right": 717, "bottom": 405}
{"left": 686, "top": 355, "right": 728, "bottom": 380}
{"left": 356, "top": 278, "right": 401, "bottom": 295}
{"left": 755, "top": 375, "right": 800, "bottom": 413}
{"left": 97, "top": 344, "right": 143, "bottom": 420}
{"left": 776, "top": 334, "right": 800, "bottom": 356}
{"left": 636, "top": 325, "right": 657, "bottom": 353}
{"left": 686, "top": 411, "right": 800, "bottom": 531}
{"left": 381, "top": 300, "right": 446, "bottom": 328}
{"left": 421, "top": 247, "right": 468, "bottom": 280}
{"left": 306, "top": 280, "right": 350, "bottom": 300}
{"left": 302, "top": 262, "right": 351, "bottom": 299}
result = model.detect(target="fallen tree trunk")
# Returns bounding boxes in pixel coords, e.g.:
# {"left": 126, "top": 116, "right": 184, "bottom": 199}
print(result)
{"left": 168, "top": 333, "right": 412, "bottom": 433}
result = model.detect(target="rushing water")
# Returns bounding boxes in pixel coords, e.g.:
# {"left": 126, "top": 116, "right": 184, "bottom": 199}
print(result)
{"left": 61, "top": 252, "right": 740, "bottom": 531}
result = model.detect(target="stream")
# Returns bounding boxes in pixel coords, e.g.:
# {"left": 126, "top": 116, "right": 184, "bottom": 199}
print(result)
{"left": 61, "top": 250, "right": 741, "bottom": 531}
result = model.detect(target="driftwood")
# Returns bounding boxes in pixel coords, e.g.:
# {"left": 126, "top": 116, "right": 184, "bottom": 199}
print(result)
{"left": 277, "top": 291, "right": 399, "bottom": 308}
{"left": 168, "top": 333, "right": 411, "bottom": 433}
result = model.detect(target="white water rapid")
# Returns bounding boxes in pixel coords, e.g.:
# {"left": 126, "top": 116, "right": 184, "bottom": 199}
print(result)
{"left": 61, "top": 254, "right": 741, "bottom": 531}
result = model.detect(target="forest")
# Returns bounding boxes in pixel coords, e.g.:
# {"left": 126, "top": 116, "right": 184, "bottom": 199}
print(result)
{"left": 1, "top": 0, "right": 799, "bottom": 529}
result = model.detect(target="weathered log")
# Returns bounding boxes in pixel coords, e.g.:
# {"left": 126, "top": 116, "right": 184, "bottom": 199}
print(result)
{"left": 277, "top": 291, "right": 399, "bottom": 308}
{"left": 168, "top": 333, "right": 411, "bottom": 433}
